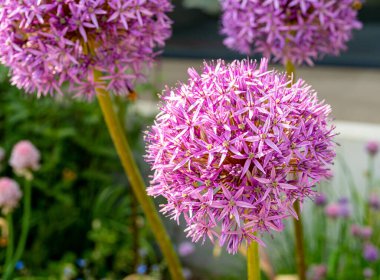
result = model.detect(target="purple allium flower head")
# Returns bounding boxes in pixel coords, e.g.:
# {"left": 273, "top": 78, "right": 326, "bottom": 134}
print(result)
{"left": 366, "top": 141, "right": 379, "bottom": 156}
{"left": 0, "top": 0, "right": 172, "bottom": 99}
{"left": 363, "top": 243, "right": 379, "bottom": 262}
{"left": 0, "top": 177, "right": 22, "bottom": 213}
{"left": 178, "top": 241, "right": 195, "bottom": 257}
{"left": 315, "top": 193, "right": 327, "bottom": 206}
{"left": 369, "top": 193, "right": 380, "bottom": 211}
{"left": 145, "top": 58, "right": 336, "bottom": 254}
{"left": 220, "top": 0, "right": 362, "bottom": 65}
{"left": 9, "top": 140, "right": 40, "bottom": 179}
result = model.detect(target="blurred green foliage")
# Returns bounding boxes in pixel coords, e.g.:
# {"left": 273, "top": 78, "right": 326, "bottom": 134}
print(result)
{"left": 0, "top": 66, "right": 163, "bottom": 279}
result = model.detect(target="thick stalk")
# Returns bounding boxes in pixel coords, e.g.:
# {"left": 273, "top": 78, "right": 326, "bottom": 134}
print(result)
{"left": 3, "top": 179, "right": 32, "bottom": 279}
{"left": 115, "top": 96, "right": 139, "bottom": 271}
{"left": 4, "top": 213, "right": 13, "bottom": 271}
{"left": 94, "top": 71, "right": 184, "bottom": 280}
{"left": 247, "top": 241, "right": 260, "bottom": 280}
{"left": 293, "top": 201, "right": 307, "bottom": 280}
{"left": 286, "top": 61, "right": 306, "bottom": 280}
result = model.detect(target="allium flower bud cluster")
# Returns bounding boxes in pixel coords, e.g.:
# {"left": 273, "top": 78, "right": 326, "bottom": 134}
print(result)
{"left": 0, "top": 0, "right": 172, "bottom": 99}
{"left": 0, "top": 177, "right": 22, "bottom": 213}
{"left": 220, "top": 0, "right": 362, "bottom": 65}
{"left": 10, "top": 140, "right": 40, "bottom": 179}
{"left": 145, "top": 59, "right": 336, "bottom": 253}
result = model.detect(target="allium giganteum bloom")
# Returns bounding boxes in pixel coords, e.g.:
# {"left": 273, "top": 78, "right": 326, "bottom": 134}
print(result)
{"left": 145, "top": 59, "right": 336, "bottom": 253}
{"left": 0, "top": 0, "right": 172, "bottom": 98}
{"left": 221, "top": 0, "right": 362, "bottom": 65}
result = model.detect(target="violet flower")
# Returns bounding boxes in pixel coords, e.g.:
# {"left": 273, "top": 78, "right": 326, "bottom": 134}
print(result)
{"left": 178, "top": 241, "right": 195, "bottom": 257}
{"left": 220, "top": 0, "right": 362, "bottom": 65}
{"left": 0, "top": 0, "right": 172, "bottom": 99}
{"left": 145, "top": 59, "right": 336, "bottom": 254}
{"left": 0, "top": 177, "right": 22, "bottom": 214}
{"left": 363, "top": 243, "right": 379, "bottom": 262}
{"left": 315, "top": 193, "right": 327, "bottom": 207}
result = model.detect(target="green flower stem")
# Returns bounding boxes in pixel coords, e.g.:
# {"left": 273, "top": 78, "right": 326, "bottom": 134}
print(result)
{"left": 3, "top": 179, "right": 32, "bottom": 280}
{"left": 286, "top": 61, "right": 307, "bottom": 280}
{"left": 94, "top": 71, "right": 184, "bottom": 280}
{"left": 4, "top": 213, "right": 14, "bottom": 272}
{"left": 247, "top": 240, "right": 260, "bottom": 280}
{"left": 293, "top": 200, "right": 307, "bottom": 280}
{"left": 115, "top": 96, "right": 140, "bottom": 271}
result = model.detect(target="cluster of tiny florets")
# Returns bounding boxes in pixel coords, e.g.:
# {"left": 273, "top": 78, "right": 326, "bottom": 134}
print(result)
{"left": 220, "top": 0, "right": 362, "bottom": 65}
{"left": 0, "top": 0, "right": 172, "bottom": 98}
{"left": 145, "top": 59, "right": 336, "bottom": 253}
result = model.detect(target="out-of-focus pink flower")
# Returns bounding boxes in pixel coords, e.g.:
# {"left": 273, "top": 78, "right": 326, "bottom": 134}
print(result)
{"left": 366, "top": 141, "right": 379, "bottom": 156}
{"left": 325, "top": 203, "right": 341, "bottom": 219}
{"left": 309, "top": 264, "right": 327, "bottom": 280}
{"left": 363, "top": 267, "right": 374, "bottom": 279}
{"left": 0, "top": 177, "right": 22, "bottom": 213}
{"left": 178, "top": 242, "right": 195, "bottom": 257}
{"left": 145, "top": 58, "right": 336, "bottom": 254}
{"left": 351, "top": 224, "right": 373, "bottom": 240}
{"left": 369, "top": 193, "right": 380, "bottom": 210}
{"left": 9, "top": 141, "right": 40, "bottom": 179}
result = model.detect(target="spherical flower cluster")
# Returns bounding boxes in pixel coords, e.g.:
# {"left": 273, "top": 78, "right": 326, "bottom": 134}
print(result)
{"left": 10, "top": 140, "right": 41, "bottom": 179}
{"left": 0, "top": 177, "right": 22, "bottom": 213}
{"left": 0, "top": 0, "right": 172, "bottom": 99}
{"left": 220, "top": 0, "right": 362, "bottom": 65}
{"left": 145, "top": 59, "right": 336, "bottom": 253}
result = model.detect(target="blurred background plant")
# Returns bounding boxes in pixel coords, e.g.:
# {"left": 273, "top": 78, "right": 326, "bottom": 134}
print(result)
{"left": 261, "top": 141, "right": 380, "bottom": 280}
{"left": 0, "top": 65, "right": 171, "bottom": 279}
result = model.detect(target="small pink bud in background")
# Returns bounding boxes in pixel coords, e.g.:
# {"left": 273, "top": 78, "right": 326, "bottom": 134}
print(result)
{"left": 365, "top": 141, "right": 379, "bottom": 156}
{"left": 9, "top": 141, "right": 40, "bottom": 179}
{"left": 178, "top": 242, "right": 195, "bottom": 257}
{"left": 351, "top": 224, "right": 362, "bottom": 237}
{"left": 360, "top": 227, "right": 373, "bottom": 239}
{"left": 0, "top": 177, "right": 22, "bottom": 213}
{"left": 368, "top": 193, "right": 380, "bottom": 210}
{"left": 325, "top": 203, "right": 341, "bottom": 219}
{"left": 363, "top": 267, "right": 374, "bottom": 279}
